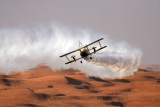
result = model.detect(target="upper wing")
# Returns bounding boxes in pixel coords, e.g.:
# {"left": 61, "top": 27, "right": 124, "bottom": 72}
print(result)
{"left": 60, "top": 48, "right": 81, "bottom": 57}
{"left": 60, "top": 38, "right": 104, "bottom": 57}
{"left": 85, "top": 38, "right": 104, "bottom": 47}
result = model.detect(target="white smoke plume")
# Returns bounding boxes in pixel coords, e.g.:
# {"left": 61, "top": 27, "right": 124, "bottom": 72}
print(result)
{"left": 86, "top": 46, "right": 141, "bottom": 78}
{"left": 0, "top": 23, "right": 142, "bottom": 78}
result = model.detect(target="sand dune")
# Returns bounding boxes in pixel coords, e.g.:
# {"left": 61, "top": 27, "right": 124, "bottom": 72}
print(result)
{"left": 0, "top": 64, "right": 160, "bottom": 107}
{"left": 139, "top": 64, "right": 160, "bottom": 71}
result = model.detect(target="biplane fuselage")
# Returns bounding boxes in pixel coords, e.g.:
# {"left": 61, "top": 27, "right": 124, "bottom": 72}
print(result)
{"left": 80, "top": 49, "right": 90, "bottom": 58}
{"left": 60, "top": 38, "right": 107, "bottom": 64}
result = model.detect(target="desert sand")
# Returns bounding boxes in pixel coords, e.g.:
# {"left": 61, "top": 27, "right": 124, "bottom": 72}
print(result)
{"left": 0, "top": 64, "right": 160, "bottom": 107}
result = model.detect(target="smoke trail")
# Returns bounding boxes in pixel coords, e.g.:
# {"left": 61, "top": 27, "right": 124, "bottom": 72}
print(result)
{"left": 86, "top": 47, "right": 142, "bottom": 78}
{"left": 0, "top": 23, "right": 142, "bottom": 78}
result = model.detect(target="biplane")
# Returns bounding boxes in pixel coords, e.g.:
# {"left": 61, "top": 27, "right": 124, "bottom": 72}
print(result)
{"left": 60, "top": 38, "right": 107, "bottom": 64}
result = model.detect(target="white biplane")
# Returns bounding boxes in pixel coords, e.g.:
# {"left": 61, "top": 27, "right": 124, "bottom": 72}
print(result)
{"left": 60, "top": 38, "right": 107, "bottom": 64}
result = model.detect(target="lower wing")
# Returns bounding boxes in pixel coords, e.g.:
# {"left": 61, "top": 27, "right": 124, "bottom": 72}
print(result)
{"left": 65, "top": 57, "right": 83, "bottom": 64}
{"left": 89, "top": 46, "right": 107, "bottom": 55}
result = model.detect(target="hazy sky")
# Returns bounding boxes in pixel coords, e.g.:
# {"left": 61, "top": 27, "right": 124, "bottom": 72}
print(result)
{"left": 0, "top": 0, "right": 160, "bottom": 64}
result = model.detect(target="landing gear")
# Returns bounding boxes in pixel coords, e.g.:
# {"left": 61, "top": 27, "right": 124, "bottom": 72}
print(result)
{"left": 92, "top": 47, "right": 97, "bottom": 53}
{"left": 71, "top": 55, "right": 76, "bottom": 62}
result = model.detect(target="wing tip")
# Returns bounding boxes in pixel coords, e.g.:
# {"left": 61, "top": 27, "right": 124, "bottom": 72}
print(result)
{"left": 65, "top": 61, "right": 71, "bottom": 64}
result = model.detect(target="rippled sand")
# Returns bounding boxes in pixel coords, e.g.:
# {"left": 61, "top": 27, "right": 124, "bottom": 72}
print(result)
{"left": 0, "top": 64, "right": 160, "bottom": 107}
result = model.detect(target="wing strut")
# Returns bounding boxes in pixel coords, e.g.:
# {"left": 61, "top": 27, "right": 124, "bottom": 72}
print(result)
{"left": 65, "top": 56, "right": 70, "bottom": 61}
{"left": 98, "top": 41, "right": 102, "bottom": 48}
